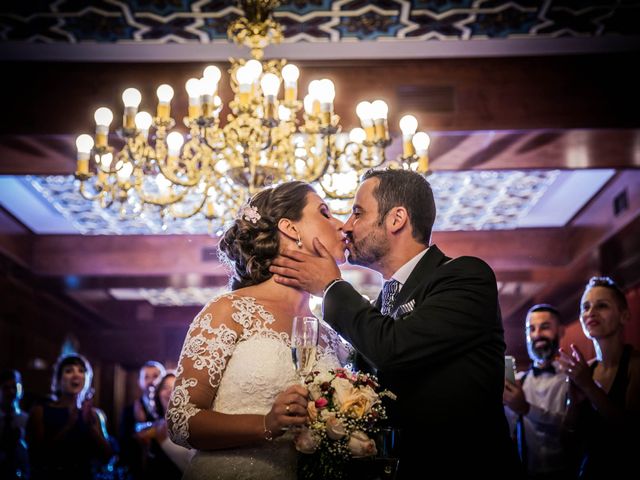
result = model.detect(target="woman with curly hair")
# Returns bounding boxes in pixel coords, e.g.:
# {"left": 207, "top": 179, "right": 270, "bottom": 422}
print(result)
{"left": 166, "top": 181, "right": 351, "bottom": 479}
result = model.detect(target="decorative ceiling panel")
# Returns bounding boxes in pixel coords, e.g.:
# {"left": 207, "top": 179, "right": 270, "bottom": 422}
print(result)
{"left": 1, "top": 0, "right": 637, "bottom": 44}
{"left": 23, "top": 169, "right": 561, "bottom": 235}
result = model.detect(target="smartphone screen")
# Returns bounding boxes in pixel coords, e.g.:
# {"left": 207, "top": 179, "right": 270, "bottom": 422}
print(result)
{"left": 504, "top": 355, "right": 516, "bottom": 384}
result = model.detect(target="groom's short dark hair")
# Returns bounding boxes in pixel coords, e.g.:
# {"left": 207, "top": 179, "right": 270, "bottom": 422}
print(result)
{"left": 361, "top": 168, "right": 435, "bottom": 245}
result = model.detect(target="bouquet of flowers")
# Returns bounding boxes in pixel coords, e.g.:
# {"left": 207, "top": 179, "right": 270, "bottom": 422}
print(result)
{"left": 295, "top": 368, "right": 396, "bottom": 480}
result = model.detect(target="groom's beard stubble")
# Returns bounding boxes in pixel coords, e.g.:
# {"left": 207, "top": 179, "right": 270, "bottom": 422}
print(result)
{"left": 346, "top": 227, "right": 390, "bottom": 268}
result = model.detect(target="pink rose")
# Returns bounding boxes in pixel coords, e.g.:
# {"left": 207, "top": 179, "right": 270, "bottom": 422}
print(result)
{"left": 295, "top": 427, "right": 320, "bottom": 454}
{"left": 315, "top": 397, "right": 328, "bottom": 409}
{"left": 347, "top": 430, "right": 377, "bottom": 457}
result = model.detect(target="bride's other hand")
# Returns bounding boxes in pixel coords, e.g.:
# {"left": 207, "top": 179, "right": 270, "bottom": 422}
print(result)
{"left": 265, "top": 384, "right": 309, "bottom": 435}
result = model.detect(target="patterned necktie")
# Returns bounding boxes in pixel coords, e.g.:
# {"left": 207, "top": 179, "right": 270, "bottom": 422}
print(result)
{"left": 381, "top": 279, "right": 401, "bottom": 315}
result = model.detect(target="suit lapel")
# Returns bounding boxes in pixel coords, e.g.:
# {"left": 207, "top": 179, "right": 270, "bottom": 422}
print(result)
{"left": 391, "top": 244, "right": 448, "bottom": 316}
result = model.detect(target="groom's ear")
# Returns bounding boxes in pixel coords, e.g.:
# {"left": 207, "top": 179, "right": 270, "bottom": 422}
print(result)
{"left": 386, "top": 206, "right": 408, "bottom": 234}
{"left": 277, "top": 218, "right": 299, "bottom": 242}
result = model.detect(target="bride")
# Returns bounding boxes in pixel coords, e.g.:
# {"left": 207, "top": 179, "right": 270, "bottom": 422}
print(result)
{"left": 166, "top": 181, "right": 350, "bottom": 479}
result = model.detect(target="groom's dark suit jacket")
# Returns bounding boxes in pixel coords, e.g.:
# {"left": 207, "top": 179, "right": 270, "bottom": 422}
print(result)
{"left": 323, "top": 245, "right": 522, "bottom": 478}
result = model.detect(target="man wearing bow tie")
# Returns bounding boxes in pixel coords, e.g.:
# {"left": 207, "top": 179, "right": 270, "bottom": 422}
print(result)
{"left": 271, "top": 168, "right": 521, "bottom": 478}
{"left": 503, "top": 304, "right": 572, "bottom": 479}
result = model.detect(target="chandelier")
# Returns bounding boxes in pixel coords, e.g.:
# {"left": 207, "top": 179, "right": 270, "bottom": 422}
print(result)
{"left": 74, "top": 0, "right": 430, "bottom": 229}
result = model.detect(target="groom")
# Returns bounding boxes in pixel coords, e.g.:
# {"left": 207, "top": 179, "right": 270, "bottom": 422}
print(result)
{"left": 271, "top": 168, "right": 522, "bottom": 478}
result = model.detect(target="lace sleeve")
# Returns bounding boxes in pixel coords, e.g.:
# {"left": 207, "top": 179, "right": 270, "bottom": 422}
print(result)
{"left": 319, "top": 321, "right": 354, "bottom": 367}
{"left": 166, "top": 296, "right": 240, "bottom": 448}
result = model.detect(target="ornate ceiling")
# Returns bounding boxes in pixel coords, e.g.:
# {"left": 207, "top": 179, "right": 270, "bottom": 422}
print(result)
{"left": 1, "top": 0, "right": 637, "bottom": 44}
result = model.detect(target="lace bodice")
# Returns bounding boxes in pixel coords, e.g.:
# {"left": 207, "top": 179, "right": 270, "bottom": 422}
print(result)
{"left": 167, "top": 294, "right": 349, "bottom": 449}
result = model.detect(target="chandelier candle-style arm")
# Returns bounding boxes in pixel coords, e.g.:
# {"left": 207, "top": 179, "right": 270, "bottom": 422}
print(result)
{"left": 74, "top": 0, "right": 432, "bottom": 229}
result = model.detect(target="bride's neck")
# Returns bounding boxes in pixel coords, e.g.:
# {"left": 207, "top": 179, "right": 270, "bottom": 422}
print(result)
{"left": 258, "top": 277, "right": 312, "bottom": 316}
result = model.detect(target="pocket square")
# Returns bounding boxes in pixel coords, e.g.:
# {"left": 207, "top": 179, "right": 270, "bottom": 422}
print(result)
{"left": 394, "top": 299, "right": 415, "bottom": 317}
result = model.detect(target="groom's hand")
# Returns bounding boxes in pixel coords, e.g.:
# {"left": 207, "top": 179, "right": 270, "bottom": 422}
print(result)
{"left": 270, "top": 237, "right": 341, "bottom": 296}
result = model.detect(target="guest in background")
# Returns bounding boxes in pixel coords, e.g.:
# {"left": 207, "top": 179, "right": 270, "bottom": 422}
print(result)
{"left": 119, "top": 360, "right": 165, "bottom": 479}
{"left": 503, "top": 304, "right": 572, "bottom": 479}
{"left": 0, "top": 368, "right": 29, "bottom": 479}
{"left": 140, "top": 371, "right": 194, "bottom": 477}
{"left": 26, "top": 353, "right": 112, "bottom": 480}
{"left": 559, "top": 276, "right": 640, "bottom": 479}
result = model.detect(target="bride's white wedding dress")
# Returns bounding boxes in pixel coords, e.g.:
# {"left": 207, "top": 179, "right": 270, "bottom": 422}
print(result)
{"left": 167, "top": 294, "right": 349, "bottom": 480}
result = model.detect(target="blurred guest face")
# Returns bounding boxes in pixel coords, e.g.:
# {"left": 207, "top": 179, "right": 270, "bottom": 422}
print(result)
{"left": 580, "top": 286, "right": 628, "bottom": 340}
{"left": 139, "top": 366, "right": 162, "bottom": 393}
{"left": 158, "top": 375, "right": 176, "bottom": 411}
{"left": 59, "top": 363, "right": 88, "bottom": 397}
{"left": 343, "top": 178, "right": 390, "bottom": 268}
{"left": 526, "top": 311, "right": 561, "bottom": 364}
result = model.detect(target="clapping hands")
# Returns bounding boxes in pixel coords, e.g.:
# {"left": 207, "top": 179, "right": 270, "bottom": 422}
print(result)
{"left": 558, "top": 343, "right": 591, "bottom": 404}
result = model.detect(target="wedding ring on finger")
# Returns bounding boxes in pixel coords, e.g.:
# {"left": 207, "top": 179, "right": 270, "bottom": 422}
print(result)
{"left": 285, "top": 404, "right": 291, "bottom": 414}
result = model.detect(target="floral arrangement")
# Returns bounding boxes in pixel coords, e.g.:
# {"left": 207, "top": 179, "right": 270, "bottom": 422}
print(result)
{"left": 295, "top": 368, "right": 396, "bottom": 480}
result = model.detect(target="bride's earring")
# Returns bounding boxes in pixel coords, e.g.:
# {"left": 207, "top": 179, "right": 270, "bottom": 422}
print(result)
{"left": 296, "top": 234, "right": 303, "bottom": 248}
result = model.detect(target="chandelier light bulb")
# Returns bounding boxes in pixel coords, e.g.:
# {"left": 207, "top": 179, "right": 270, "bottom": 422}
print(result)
{"left": 236, "top": 65, "right": 254, "bottom": 86}
{"left": 117, "top": 161, "right": 134, "bottom": 182}
{"left": 371, "top": 100, "right": 388, "bottom": 120}
{"left": 244, "top": 59, "right": 263, "bottom": 82}
{"left": 75, "top": 134, "right": 94, "bottom": 154}
{"left": 278, "top": 105, "right": 292, "bottom": 121}
{"left": 317, "top": 79, "right": 336, "bottom": 104}
{"left": 399, "top": 115, "right": 418, "bottom": 135}
{"left": 308, "top": 80, "right": 322, "bottom": 100}
{"left": 349, "top": 128, "right": 366, "bottom": 144}
{"left": 303, "top": 94, "right": 314, "bottom": 115}
{"left": 355, "top": 101, "right": 373, "bottom": 121}
{"left": 135, "top": 111, "right": 153, "bottom": 131}
{"left": 99, "top": 152, "right": 113, "bottom": 168}
{"left": 199, "top": 77, "right": 217, "bottom": 99}
{"left": 94, "top": 107, "right": 113, "bottom": 127}
{"left": 203, "top": 65, "right": 222, "bottom": 84}
{"left": 260, "top": 73, "right": 281, "bottom": 97}
{"left": 156, "top": 84, "right": 174, "bottom": 103}
{"left": 167, "top": 131, "right": 184, "bottom": 156}
{"left": 185, "top": 78, "right": 202, "bottom": 99}
{"left": 412, "top": 132, "right": 430, "bottom": 152}
{"left": 282, "top": 64, "right": 300, "bottom": 82}
{"left": 122, "top": 88, "right": 142, "bottom": 108}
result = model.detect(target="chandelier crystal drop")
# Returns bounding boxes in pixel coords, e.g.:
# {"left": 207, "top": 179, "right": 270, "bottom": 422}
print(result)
{"left": 74, "top": 0, "right": 430, "bottom": 230}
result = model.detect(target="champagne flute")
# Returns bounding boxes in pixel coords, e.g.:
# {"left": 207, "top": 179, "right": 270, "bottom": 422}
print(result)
{"left": 291, "top": 315, "right": 319, "bottom": 382}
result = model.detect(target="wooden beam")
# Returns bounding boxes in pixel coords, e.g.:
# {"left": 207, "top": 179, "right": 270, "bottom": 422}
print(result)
{"left": 0, "top": 207, "right": 32, "bottom": 267}
{"left": 30, "top": 227, "right": 583, "bottom": 277}
{"left": 2, "top": 53, "right": 639, "bottom": 137}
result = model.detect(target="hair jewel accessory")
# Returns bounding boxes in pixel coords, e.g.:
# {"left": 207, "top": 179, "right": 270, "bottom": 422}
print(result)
{"left": 239, "top": 204, "right": 261, "bottom": 224}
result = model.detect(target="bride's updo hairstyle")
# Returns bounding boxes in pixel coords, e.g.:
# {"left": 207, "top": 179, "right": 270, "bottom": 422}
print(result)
{"left": 218, "top": 181, "right": 315, "bottom": 290}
